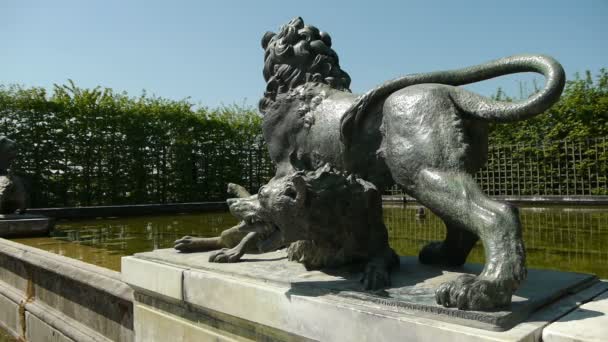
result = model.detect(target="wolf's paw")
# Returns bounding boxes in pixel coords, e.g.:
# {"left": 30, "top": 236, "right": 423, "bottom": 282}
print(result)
{"left": 174, "top": 236, "right": 199, "bottom": 252}
{"left": 435, "top": 274, "right": 511, "bottom": 310}
{"left": 208, "top": 248, "right": 243, "bottom": 263}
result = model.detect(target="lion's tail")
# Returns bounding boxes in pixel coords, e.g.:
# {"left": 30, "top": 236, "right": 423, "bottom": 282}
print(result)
{"left": 340, "top": 54, "right": 565, "bottom": 146}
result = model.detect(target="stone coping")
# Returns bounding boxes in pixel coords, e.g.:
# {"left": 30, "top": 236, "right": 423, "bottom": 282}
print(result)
{"left": 0, "top": 213, "right": 48, "bottom": 220}
{"left": 0, "top": 214, "right": 53, "bottom": 238}
{"left": 28, "top": 201, "right": 227, "bottom": 219}
{"left": 383, "top": 195, "right": 608, "bottom": 205}
{"left": 0, "top": 238, "right": 132, "bottom": 302}
{"left": 25, "top": 300, "right": 115, "bottom": 342}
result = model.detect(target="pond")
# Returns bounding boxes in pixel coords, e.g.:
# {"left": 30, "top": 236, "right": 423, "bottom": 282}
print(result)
{"left": 13, "top": 204, "right": 608, "bottom": 278}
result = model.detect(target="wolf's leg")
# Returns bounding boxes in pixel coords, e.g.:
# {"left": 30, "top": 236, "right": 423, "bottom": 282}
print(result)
{"left": 175, "top": 183, "right": 255, "bottom": 253}
{"left": 208, "top": 231, "right": 258, "bottom": 263}
{"left": 174, "top": 224, "right": 248, "bottom": 252}
{"left": 418, "top": 224, "right": 478, "bottom": 267}
{"left": 174, "top": 236, "right": 224, "bottom": 252}
{"left": 400, "top": 169, "right": 526, "bottom": 310}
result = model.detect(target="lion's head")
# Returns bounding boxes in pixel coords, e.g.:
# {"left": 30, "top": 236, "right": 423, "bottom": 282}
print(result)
{"left": 259, "top": 17, "right": 351, "bottom": 114}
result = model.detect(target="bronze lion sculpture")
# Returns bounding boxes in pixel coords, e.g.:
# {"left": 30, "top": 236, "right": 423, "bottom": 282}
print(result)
{"left": 177, "top": 17, "right": 565, "bottom": 311}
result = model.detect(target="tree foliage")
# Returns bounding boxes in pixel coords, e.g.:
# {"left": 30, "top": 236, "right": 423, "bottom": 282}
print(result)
{"left": 0, "top": 81, "right": 273, "bottom": 207}
{"left": 489, "top": 69, "right": 608, "bottom": 144}
{"left": 1, "top": 69, "right": 606, "bottom": 207}
{"left": 483, "top": 69, "right": 608, "bottom": 196}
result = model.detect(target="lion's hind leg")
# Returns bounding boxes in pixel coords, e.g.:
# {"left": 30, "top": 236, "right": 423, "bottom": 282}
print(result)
{"left": 407, "top": 169, "right": 526, "bottom": 310}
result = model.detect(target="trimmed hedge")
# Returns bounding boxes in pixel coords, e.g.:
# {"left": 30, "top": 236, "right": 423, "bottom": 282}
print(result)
{"left": 0, "top": 82, "right": 273, "bottom": 207}
{"left": 2, "top": 68, "right": 606, "bottom": 207}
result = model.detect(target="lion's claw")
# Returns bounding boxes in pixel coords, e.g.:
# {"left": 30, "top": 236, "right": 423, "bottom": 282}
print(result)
{"left": 435, "top": 274, "right": 511, "bottom": 310}
{"left": 208, "top": 248, "right": 243, "bottom": 263}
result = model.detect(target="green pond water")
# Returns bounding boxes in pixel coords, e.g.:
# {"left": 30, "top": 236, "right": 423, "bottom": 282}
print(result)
{"left": 13, "top": 204, "right": 608, "bottom": 278}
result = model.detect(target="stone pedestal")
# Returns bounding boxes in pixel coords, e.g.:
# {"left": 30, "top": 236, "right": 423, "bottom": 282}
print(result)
{"left": 542, "top": 289, "right": 608, "bottom": 342}
{"left": 0, "top": 214, "right": 53, "bottom": 237}
{"left": 122, "top": 249, "right": 605, "bottom": 342}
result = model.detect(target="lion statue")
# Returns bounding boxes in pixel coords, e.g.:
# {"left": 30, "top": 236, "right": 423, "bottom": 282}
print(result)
{"left": 259, "top": 17, "right": 564, "bottom": 311}
{"left": 0, "top": 136, "right": 27, "bottom": 215}
{"left": 177, "top": 17, "right": 565, "bottom": 311}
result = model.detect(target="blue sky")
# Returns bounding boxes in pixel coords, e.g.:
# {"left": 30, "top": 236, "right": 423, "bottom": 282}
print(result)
{"left": 1, "top": 0, "right": 606, "bottom": 109}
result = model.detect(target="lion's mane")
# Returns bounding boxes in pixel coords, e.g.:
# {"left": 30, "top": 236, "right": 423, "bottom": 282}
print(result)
{"left": 259, "top": 17, "right": 351, "bottom": 114}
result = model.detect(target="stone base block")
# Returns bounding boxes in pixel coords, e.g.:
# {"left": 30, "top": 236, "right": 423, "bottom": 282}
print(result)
{"left": 134, "top": 302, "right": 251, "bottom": 342}
{"left": 0, "top": 291, "right": 20, "bottom": 339}
{"left": 543, "top": 289, "right": 608, "bottom": 342}
{"left": 0, "top": 214, "right": 53, "bottom": 237}
{"left": 26, "top": 312, "right": 74, "bottom": 342}
{"left": 122, "top": 249, "right": 605, "bottom": 342}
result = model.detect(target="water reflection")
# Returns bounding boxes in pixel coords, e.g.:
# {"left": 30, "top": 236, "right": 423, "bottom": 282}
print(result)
{"left": 16, "top": 212, "right": 238, "bottom": 272}
{"left": 13, "top": 205, "right": 608, "bottom": 277}
{"left": 384, "top": 204, "right": 608, "bottom": 278}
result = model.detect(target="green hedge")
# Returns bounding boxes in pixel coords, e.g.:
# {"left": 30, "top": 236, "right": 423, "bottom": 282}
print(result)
{"left": 476, "top": 136, "right": 608, "bottom": 196}
{"left": 0, "top": 81, "right": 273, "bottom": 207}
{"left": 480, "top": 69, "right": 608, "bottom": 196}
{"left": 489, "top": 69, "right": 608, "bottom": 145}
{"left": 2, "top": 69, "right": 606, "bottom": 207}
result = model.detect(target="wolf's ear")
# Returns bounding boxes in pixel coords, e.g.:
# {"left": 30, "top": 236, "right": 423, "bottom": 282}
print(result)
{"left": 262, "top": 31, "right": 275, "bottom": 49}
{"left": 292, "top": 175, "right": 307, "bottom": 207}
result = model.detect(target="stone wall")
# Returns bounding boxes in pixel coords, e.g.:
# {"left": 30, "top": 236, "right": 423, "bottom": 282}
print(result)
{"left": 0, "top": 238, "right": 133, "bottom": 342}
{"left": 28, "top": 202, "right": 227, "bottom": 219}
{"left": 1, "top": 235, "right": 607, "bottom": 341}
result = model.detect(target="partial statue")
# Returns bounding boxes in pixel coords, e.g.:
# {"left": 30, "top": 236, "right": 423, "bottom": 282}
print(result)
{"left": 252, "top": 165, "right": 398, "bottom": 289}
{"left": 175, "top": 183, "right": 285, "bottom": 262}
{"left": 177, "top": 17, "right": 565, "bottom": 311}
{"left": 0, "top": 136, "right": 26, "bottom": 215}
{"left": 175, "top": 183, "right": 261, "bottom": 258}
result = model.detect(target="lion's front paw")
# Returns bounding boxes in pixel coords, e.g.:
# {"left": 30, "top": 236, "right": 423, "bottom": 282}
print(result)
{"left": 208, "top": 248, "right": 243, "bottom": 263}
{"left": 360, "top": 261, "right": 391, "bottom": 291}
{"left": 435, "top": 274, "right": 511, "bottom": 310}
